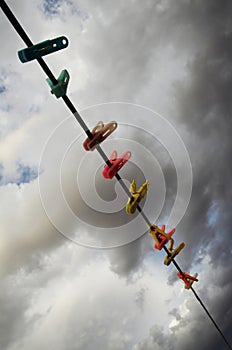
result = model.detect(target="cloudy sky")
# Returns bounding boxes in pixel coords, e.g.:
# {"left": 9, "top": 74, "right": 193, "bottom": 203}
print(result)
{"left": 0, "top": 0, "right": 232, "bottom": 349}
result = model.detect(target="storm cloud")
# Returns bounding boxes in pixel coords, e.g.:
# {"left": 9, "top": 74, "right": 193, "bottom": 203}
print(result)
{"left": 0, "top": 0, "right": 232, "bottom": 349}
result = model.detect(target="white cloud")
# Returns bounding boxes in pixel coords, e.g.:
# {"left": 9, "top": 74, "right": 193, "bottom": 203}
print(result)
{"left": 1, "top": 246, "right": 181, "bottom": 350}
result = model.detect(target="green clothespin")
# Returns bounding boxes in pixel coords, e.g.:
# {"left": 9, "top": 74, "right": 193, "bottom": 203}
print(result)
{"left": 46, "top": 69, "right": 70, "bottom": 98}
{"left": 18, "top": 36, "right": 68, "bottom": 63}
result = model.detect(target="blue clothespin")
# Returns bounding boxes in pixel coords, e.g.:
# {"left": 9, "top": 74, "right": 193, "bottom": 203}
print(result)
{"left": 46, "top": 69, "right": 70, "bottom": 98}
{"left": 18, "top": 36, "right": 68, "bottom": 63}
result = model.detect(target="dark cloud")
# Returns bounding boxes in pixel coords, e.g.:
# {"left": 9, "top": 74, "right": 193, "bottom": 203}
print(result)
{"left": 134, "top": 286, "right": 148, "bottom": 312}
{"left": 135, "top": 285, "right": 232, "bottom": 350}
{"left": 168, "top": 307, "right": 181, "bottom": 321}
{"left": 0, "top": 275, "right": 36, "bottom": 350}
{"left": 132, "top": 0, "right": 232, "bottom": 348}
{"left": 133, "top": 325, "right": 175, "bottom": 350}
{"left": 107, "top": 238, "right": 149, "bottom": 280}
{"left": 170, "top": 0, "right": 232, "bottom": 271}
{"left": 1, "top": 0, "right": 232, "bottom": 349}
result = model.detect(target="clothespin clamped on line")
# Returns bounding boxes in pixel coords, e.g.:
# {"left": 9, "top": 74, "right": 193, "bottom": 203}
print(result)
{"left": 83, "top": 121, "right": 117, "bottom": 151}
{"left": 126, "top": 179, "right": 149, "bottom": 214}
{"left": 177, "top": 271, "right": 198, "bottom": 289}
{"left": 46, "top": 69, "right": 70, "bottom": 98}
{"left": 102, "top": 150, "right": 131, "bottom": 179}
{"left": 18, "top": 36, "right": 68, "bottom": 62}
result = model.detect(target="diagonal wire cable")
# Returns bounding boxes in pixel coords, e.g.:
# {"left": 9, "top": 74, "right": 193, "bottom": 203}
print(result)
{"left": 0, "top": 1, "right": 231, "bottom": 349}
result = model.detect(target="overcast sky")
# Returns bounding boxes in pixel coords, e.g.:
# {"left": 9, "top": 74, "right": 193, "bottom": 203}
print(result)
{"left": 0, "top": 0, "right": 232, "bottom": 349}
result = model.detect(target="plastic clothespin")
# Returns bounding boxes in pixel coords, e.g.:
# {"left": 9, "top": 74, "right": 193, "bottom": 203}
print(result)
{"left": 18, "top": 36, "right": 69, "bottom": 63}
{"left": 102, "top": 150, "right": 131, "bottom": 179}
{"left": 83, "top": 121, "right": 117, "bottom": 151}
{"left": 46, "top": 69, "right": 70, "bottom": 98}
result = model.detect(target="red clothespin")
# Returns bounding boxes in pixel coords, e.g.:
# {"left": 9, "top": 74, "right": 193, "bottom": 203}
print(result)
{"left": 177, "top": 272, "right": 198, "bottom": 289}
{"left": 154, "top": 224, "right": 176, "bottom": 250}
{"left": 102, "top": 150, "right": 131, "bottom": 179}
